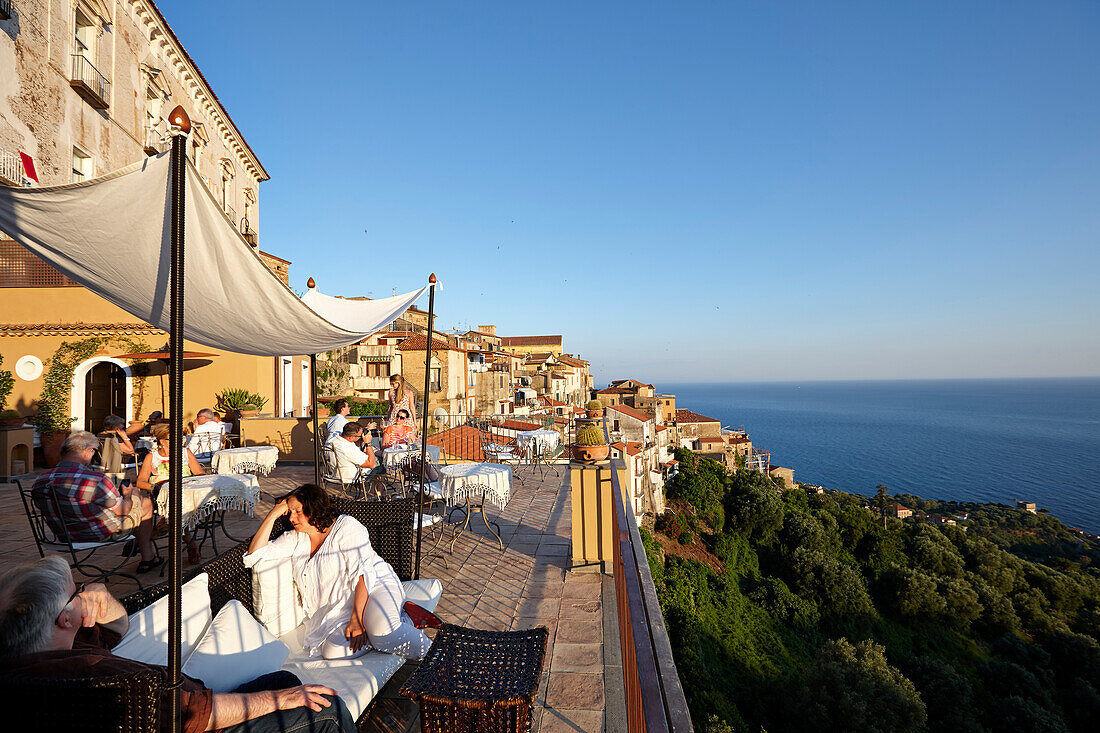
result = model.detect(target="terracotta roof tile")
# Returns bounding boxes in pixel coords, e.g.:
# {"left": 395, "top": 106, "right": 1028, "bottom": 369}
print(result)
{"left": 426, "top": 424, "right": 514, "bottom": 462}
{"left": 501, "top": 335, "right": 563, "bottom": 347}
{"left": 395, "top": 333, "right": 450, "bottom": 352}
{"left": 597, "top": 387, "right": 633, "bottom": 394}
{"left": 611, "top": 441, "right": 643, "bottom": 456}
{"left": 0, "top": 322, "right": 165, "bottom": 336}
{"left": 607, "top": 404, "right": 654, "bottom": 422}
{"left": 675, "top": 409, "right": 721, "bottom": 424}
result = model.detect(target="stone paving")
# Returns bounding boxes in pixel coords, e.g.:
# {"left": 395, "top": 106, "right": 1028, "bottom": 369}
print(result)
{"left": 2, "top": 462, "right": 612, "bottom": 732}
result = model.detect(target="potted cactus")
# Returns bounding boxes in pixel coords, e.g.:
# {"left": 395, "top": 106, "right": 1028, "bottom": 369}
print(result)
{"left": 586, "top": 398, "right": 605, "bottom": 419}
{"left": 572, "top": 422, "right": 610, "bottom": 464}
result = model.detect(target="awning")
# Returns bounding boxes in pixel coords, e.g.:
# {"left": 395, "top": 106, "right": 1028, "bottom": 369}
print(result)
{"left": 0, "top": 153, "right": 427, "bottom": 356}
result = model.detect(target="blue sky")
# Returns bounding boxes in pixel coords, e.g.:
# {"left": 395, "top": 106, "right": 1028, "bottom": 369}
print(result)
{"left": 164, "top": 1, "right": 1100, "bottom": 384}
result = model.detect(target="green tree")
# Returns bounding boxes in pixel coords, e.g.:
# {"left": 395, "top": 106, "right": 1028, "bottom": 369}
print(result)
{"left": 725, "top": 470, "right": 784, "bottom": 542}
{"left": 799, "top": 638, "right": 927, "bottom": 733}
{"left": 875, "top": 484, "right": 891, "bottom": 529}
{"left": 899, "top": 655, "right": 982, "bottom": 733}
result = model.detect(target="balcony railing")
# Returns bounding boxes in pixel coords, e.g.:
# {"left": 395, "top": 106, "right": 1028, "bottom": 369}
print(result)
{"left": 70, "top": 54, "right": 110, "bottom": 109}
{"left": 0, "top": 146, "right": 27, "bottom": 187}
{"left": 603, "top": 417, "right": 694, "bottom": 731}
{"left": 143, "top": 120, "right": 168, "bottom": 156}
{"left": 0, "top": 0, "right": 12, "bottom": 22}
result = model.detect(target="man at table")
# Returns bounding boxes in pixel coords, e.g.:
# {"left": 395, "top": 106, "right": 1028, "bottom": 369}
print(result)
{"left": 0, "top": 556, "right": 355, "bottom": 733}
{"left": 328, "top": 423, "right": 384, "bottom": 493}
{"left": 188, "top": 408, "right": 226, "bottom": 455}
{"left": 32, "top": 431, "right": 161, "bottom": 573}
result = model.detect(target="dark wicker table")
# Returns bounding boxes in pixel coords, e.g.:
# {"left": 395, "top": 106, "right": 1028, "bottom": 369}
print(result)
{"left": 400, "top": 623, "right": 549, "bottom": 733}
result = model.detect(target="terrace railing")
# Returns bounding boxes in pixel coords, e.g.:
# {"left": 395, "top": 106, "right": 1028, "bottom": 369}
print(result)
{"left": 0, "top": 146, "right": 27, "bottom": 187}
{"left": 422, "top": 412, "right": 570, "bottom": 463}
{"left": 603, "top": 417, "right": 693, "bottom": 731}
{"left": 70, "top": 54, "right": 110, "bottom": 109}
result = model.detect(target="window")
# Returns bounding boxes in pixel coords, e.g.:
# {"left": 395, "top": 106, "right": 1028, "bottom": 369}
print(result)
{"left": 430, "top": 367, "right": 441, "bottom": 392}
{"left": 71, "top": 147, "right": 91, "bottom": 183}
{"left": 74, "top": 10, "right": 95, "bottom": 63}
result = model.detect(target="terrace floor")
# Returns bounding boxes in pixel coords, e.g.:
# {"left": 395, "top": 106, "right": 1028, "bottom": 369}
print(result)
{"left": 1, "top": 463, "right": 620, "bottom": 732}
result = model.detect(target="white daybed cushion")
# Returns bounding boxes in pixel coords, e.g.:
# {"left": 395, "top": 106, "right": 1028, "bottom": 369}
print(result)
{"left": 278, "top": 624, "right": 404, "bottom": 720}
{"left": 251, "top": 557, "right": 306, "bottom": 637}
{"left": 275, "top": 578, "right": 443, "bottom": 720}
{"left": 402, "top": 579, "right": 443, "bottom": 612}
{"left": 113, "top": 573, "right": 212, "bottom": 665}
{"left": 182, "top": 600, "right": 291, "bottom": 692}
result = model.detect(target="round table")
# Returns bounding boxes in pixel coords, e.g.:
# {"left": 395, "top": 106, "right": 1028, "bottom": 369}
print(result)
{"left": 381, "top": 444, "right": 442, "bottom": 469}
{"left": 211, "top": 445, "right": 279, "bottom": 475}
{"left": 438, "top": 463, "right": 513, "bottom": 552}
{"left": 155, "top": 473, "right": 261, "bottom": 532}
{"left": 516, "top": 429, "right": 560, "bottom": 455}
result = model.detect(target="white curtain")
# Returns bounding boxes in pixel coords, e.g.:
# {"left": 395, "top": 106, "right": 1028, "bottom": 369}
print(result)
{"left": 0, "top": 153, "right": 427, "bottom": 355}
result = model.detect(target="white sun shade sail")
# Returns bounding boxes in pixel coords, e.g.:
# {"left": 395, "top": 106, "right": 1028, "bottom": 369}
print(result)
{"left": 0, "top": 152, "right": 427, "bottom": 355}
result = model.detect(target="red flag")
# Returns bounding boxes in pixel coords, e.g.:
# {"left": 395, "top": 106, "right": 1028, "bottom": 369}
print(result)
{"left": 18, "top": 152, "right": 38, "bottom": 183}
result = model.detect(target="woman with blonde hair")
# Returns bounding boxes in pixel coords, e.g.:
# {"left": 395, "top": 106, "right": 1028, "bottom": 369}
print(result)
{"left": 387, "top": 375, "right": 417, "bottom": 429}
{"left": 136, "top": 422, "right": 205, "bottom": 563}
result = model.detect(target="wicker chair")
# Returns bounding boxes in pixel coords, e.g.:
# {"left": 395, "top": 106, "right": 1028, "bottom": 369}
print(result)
{"left": 2, "top": 498, "right": 418, "bottom": 733}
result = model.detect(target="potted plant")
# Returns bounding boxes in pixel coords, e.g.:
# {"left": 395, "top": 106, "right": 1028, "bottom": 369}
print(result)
{"left": 586, "top": 399, "right": 605, "bottom": 419}
{"left": 0, "top": 356, "right": 19, "bottom": 429}
{"left": 216, "top": 388, "right": 269, "bottom": 421}
{"left": 0, "top": 409, "right": 24, "bottom": 430}
{"left": 572, "top": 421, "right": 610, "bottom": 464}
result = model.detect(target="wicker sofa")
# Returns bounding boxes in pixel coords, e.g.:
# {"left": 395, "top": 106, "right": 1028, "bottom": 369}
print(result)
{"left": 0, "top": 497, "right": 440, "bottom": 733}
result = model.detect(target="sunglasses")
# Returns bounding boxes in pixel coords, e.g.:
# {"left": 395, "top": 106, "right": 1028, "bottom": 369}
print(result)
{"left": 65, "top": 582, "right": 86, "bottom": 609}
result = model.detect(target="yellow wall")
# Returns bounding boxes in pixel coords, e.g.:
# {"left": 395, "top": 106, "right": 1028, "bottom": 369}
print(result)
{"left": 0, "top": 286, "right": 296, "bottom": 427}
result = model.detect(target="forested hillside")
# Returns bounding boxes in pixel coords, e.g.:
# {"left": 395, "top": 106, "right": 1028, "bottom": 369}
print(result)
{"left": 647, "top": 449, "right": 1100, "bottom": 732}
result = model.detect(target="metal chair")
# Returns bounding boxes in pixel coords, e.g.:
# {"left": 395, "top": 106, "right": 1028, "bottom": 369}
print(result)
{"left": 478, "top": 426, "right": 525, "bottom": 483}
{"left": 17, "top": 479, "right": 144, "bottom": 589}
{"left": 321, "top": 444, "right": 373, "bottom": 500}
{"left": 188, "top": 431, "right": 225, "bottom": 469}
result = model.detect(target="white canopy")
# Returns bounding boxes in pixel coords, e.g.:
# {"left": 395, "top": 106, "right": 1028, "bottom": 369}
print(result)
{"left": 0, "top": 153, "right": 427, "bottom": 356}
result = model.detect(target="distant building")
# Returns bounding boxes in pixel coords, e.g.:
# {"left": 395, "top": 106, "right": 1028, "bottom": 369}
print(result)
{"left": 768, "top": 465, "right": 795, "bottom": 490}
{"left": 1017, "top": 500, "right": 1037, "bottom": 513}
{"left": 890, "top": 504, "right": 913, "bottom": 520}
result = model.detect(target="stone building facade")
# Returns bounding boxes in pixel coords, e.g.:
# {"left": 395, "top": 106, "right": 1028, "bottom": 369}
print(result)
{"left": 0, "top": 1, "right": 315, "bottom": 433}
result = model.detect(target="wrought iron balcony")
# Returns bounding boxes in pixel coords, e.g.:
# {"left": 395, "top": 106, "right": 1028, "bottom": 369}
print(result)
{"left": 0, "top": 0, "right": 12, "bottom": 22}
{"left": 143, "top": 121, "right": 167, "bottom": 156}
{"left": 70, "top": 54, "right": 110, "bottom": 109}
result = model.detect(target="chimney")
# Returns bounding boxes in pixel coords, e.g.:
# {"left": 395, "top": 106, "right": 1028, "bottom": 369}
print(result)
{"left": 478, "top": 325, "right": 497, "bottom": 336}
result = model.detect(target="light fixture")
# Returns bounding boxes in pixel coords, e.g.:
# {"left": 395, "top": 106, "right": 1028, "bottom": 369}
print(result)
{"left": 168, "top": 105, "right": 191, "bottom": 133}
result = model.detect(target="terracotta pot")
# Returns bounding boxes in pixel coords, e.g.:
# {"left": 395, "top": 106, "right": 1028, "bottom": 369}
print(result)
{"left": 43, "top": 431, "right": 70, "bottom": 467}
{"left": 239, "top": 409, "right": 261, "bottom": 418}
{"left": 587, "top": 408, "right": 605, "bottom": 419}
{"left": 0, "top": 417, "right": 24, "bottom": 429}
{"left": 571, "top": 443, "right": 610, "bottom": 464}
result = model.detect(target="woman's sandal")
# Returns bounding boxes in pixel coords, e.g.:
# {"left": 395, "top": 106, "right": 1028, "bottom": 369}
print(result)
{"left": 137, "top": 556, "right": 165, "bottom": 573}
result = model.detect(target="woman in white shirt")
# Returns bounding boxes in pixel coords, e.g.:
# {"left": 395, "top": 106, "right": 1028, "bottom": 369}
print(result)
{"left": 243, "top": 484, "right": 430, "bottom": 661}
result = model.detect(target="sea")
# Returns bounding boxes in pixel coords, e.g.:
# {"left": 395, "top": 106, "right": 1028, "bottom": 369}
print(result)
{"left": 663, "top": 378, "right": 1100, "bottom": 534}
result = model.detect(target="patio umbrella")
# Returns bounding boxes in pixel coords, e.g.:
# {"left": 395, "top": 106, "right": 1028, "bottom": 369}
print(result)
{"left": 115, "top": 349, "right": 217, "bottom": 417}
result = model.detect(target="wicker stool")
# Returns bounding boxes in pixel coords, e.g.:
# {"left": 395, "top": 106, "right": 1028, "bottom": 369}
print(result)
{"left": 400, "top": 623, "right": 549, "bottom": 733}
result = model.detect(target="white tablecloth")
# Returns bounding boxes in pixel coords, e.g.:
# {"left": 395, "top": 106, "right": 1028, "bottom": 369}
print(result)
{"left": 438, "top": 463, "right": 513, "bottom": 510}
{"left": 136, "top": 436, "right": 156, "bottom": 453}
{"left": 211, "top": 445, "right": 279, "bottom": 475}
{"left": 381, "top": 444, "right": 442, "bottom": 468}
{"left": 155, "top": 473, "right": 261, "bottom": 531}
{"left": 516, "top": 429, "right": 560, "bottom": 455}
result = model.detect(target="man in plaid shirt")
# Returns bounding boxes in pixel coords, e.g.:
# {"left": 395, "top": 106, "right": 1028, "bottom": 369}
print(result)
{"left": 33, "top": 431, "right": 163, "bottom": 573}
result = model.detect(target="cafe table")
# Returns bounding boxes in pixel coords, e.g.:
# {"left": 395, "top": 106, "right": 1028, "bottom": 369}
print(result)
{"left": 438, "top": 463, "right": 513, "bottom": 552}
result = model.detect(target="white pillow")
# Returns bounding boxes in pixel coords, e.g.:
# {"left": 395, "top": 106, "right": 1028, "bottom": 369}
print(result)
{"left": 251, "top": 557, "right": 305, "bottom": 637}
{"left": 182, "top": 600, "right": 290, "bottom": 692}
{"left": 113, "top": 573, "right": 212, "bottom": 665}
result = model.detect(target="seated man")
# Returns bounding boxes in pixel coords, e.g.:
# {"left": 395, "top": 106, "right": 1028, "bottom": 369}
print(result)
{"left": 326, "top": 399, "right": 351, "bottom": 441}
{"left": 188, "top": 407, "right": 226, "bottom": 456}
{"left": 0, "top": 556, "right": 355, "bottom": 733}
{"left": 327, "top": 423, "right": 384, "bottom": 494}
{"left": 33, "top": 431, "right": 162, "bottom": 573}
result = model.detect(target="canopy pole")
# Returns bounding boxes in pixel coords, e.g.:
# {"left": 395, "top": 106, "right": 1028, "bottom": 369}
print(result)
{"left": 414, "top": 274, "right": 437, "bottom": 580}
{"left": 167, "top": 105, "right": 191, "bottom": 733}
{"left": 311, "top": 352, "right": 321, "bottom": 487}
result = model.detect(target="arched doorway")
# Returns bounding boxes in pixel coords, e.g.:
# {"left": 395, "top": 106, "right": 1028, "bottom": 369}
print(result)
{"left": 71, "top": 357, "right": 133, "bottom": 434}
